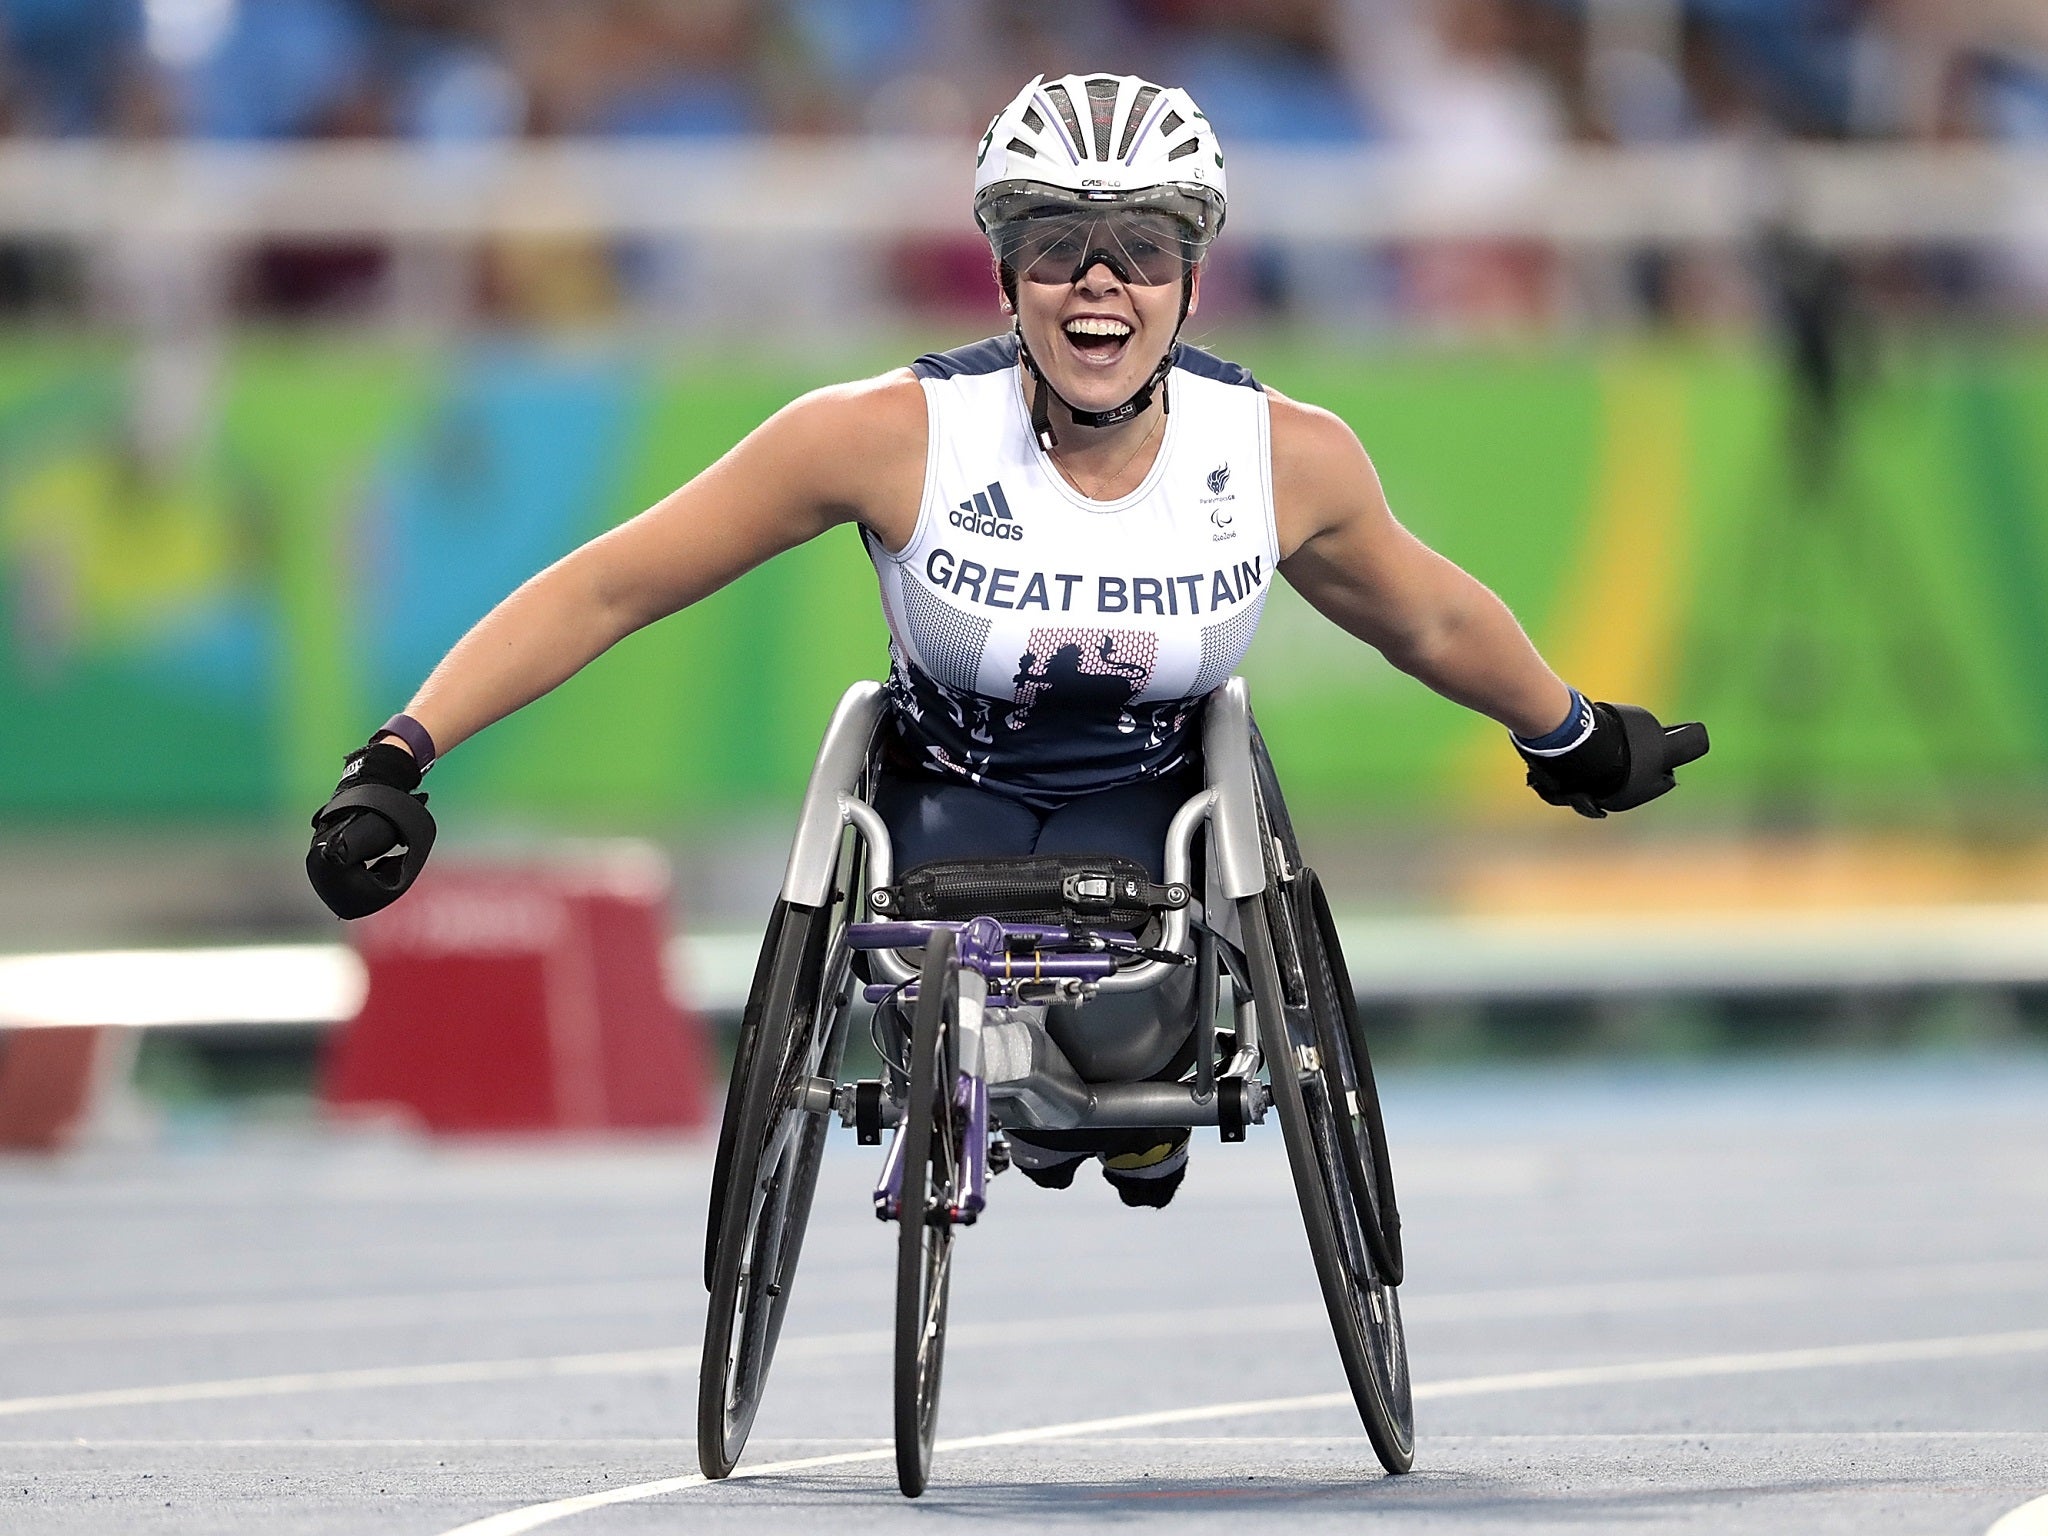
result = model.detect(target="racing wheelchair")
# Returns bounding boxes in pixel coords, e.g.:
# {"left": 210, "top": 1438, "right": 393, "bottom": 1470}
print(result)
{"left": 698, "top": 678, "right": 1412, "bottom": 1496}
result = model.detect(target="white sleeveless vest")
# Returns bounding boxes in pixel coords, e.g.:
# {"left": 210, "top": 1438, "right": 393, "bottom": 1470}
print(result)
{"left": 867, "top": 334, "right": 1277, "bottom": 805}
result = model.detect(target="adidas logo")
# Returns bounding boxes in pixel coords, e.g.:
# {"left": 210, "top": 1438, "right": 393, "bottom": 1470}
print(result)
{"left": 947, "top": 481, "right": 1024, "bottom": 541}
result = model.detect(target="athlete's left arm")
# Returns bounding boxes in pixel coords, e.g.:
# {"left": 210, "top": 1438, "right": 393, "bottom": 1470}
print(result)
{"left": 1268, "top": 389, "right": 1571, "bottom": 739}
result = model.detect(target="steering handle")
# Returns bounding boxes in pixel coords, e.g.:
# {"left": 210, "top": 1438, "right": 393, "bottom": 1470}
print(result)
{"left": 1659, "top": 720, "right": 1709, "bottom": 772}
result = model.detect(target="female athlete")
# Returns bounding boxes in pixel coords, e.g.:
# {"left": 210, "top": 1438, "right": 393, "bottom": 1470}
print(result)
{"left": 309, "top": 72, "right": 1706, "bottom": 1205}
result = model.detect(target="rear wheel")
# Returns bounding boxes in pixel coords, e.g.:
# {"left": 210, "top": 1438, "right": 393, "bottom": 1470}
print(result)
{"left": 1296, "top": 870, "right": 1403, "bottom": 1285}
{"left": 704, "top": 902, "right": 793, "bottom": 1291}
{"left": 697, "top": 894, "right": 854, "bottom": 1479}
{"left": 1246, "top": 895, "right": 1414, "bottom": 1472}
{"left": 894, "top": 930, "right": 962, "bottom": 1498}
{"left": 1245, "top": 728, "right": 1413, "bottom": 1473}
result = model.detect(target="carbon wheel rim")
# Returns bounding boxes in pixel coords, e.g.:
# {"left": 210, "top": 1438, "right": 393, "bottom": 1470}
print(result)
{"left": 711, "top": 1009, "right": 825, "bottom": 1457}
{"left": 1298, "top": 875, "right": 1402, "bottom": 1282}
{"left": 699, "top": 903, "right": 853, "bottom": 1477}
{"left": 1298, "top": 1062, "right": 1413, "bottom": 1441}
{"left": 1243, "top": 850, "right": 1414, "bottom": 1470}
{"left": 895, "top": 933, "right": 960, "bottom": 1498}
{"left": 1286, "top": 877, "right": 1416, "bottom": 1457}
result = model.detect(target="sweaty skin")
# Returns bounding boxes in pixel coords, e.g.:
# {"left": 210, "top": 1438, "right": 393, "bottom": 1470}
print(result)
{"left": 381, "top": 258, "right": 1569, "bottom": 761}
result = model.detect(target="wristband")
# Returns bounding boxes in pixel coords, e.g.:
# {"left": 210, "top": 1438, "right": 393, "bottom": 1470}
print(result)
{"left": 1512, "top": 688, "right": 1595, "bottom": 757}
{"left": 375, "top": 713, "right": 437, "bottom": 772}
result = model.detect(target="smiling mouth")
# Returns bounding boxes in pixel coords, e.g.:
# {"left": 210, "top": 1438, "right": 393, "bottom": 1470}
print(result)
{"left": 1062, "top": 316, "right": 1132, "bottom": 365}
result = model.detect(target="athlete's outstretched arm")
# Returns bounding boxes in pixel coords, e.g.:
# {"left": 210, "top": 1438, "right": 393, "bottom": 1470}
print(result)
{"left": 387, "top": 371, "right": 926, "bottom": 758}
{"left": 1268, "top": 390, "right": 1571, "bottom": 739}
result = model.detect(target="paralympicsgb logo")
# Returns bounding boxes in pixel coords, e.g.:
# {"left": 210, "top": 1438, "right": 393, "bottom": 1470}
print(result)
{"left": 949, "top": 481, "right": 1024, "bottom": 540}
{"left": 1206, "top": 463, "right": 1230, "bottom": 496}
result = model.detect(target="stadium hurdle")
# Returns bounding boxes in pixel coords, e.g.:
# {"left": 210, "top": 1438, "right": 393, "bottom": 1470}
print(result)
{"left": 0, "top": 844, "right": 712, "bottom": 1150}
{"left": 323, "top": 846, "right": 710, "bottom": 1135}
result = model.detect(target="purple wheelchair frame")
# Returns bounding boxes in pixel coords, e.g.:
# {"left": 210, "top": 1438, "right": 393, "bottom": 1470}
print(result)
{"left": 850, "top": 914, "right": 1132, "bottom": 1227}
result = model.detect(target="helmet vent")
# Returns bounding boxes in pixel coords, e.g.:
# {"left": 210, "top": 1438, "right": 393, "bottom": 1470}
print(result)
{"left": 1116, "top": 84, "right": 1161, "bottom": 158}
{"left": 973, "top": 76, "right": 1228, "bottom": 246}
{"left": 1043, "top": 83, "right": 1085, "bottom": 159}
{"left": 1085, "top": 76, "right": 1119, "bottom": 159}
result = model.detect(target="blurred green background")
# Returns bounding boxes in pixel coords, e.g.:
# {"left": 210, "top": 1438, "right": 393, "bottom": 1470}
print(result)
{"left": 7, "top": 330, "right": 2047, "bottom": 834}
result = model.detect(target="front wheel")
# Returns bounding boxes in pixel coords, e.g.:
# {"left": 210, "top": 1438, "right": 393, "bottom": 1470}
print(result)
{"left": 894, "top": 930, "right": 962, "bottom": 1498}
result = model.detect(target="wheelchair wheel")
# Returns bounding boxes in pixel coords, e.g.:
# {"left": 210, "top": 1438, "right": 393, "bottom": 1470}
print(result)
{"left": 703, "top": 901, "right": 792, "bottom": 1291}
{"left": 1243, "top": 734, "right": 1414, "bottom": 1474}
{"left": 894, "top": 929, "right": 962, "bottom": 1498}
{"left": 697, "top": 895, "right": 854, "bottom": 1480}
{"left": 1245, "top": 895, "right": 1414, "bottom": 1473}
{"left": 1296, "top": 870, "right": 1404, "bottom": 1285}
{"left": 1249, "top": 726, "right": 1404, "bottom": 1282}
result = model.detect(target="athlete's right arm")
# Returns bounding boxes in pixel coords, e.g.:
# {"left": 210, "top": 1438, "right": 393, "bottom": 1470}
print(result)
{"left": 385, "top": 369, "right": 928, "bottom": 759}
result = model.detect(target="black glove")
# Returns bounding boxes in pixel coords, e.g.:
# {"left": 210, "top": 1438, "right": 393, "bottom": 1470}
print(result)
{"left": 306, "top": 742, "right": 436, "bottom": 919}
{"left": 1516, "top": 699, "right": 1709, "bottom": 819}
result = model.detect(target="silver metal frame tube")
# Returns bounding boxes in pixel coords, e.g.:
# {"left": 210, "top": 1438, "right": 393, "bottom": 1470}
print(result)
{"left": 840, "top": 796, "right": 893, "bottom": 893}
{"left": 1202, "top": 678, "right": 1268, "bottom": 901}
{"left": 842, "top": 795, "right": 919, "bottom": 985}
{"left": 1059, "top": 1080, "right": 1229, "bottom": 1128}
{"left": 1093, "top": 785, "right": 1213, "bottom": 994}
{"left": 779, "top": 681, "right": 887, "bottom": 908}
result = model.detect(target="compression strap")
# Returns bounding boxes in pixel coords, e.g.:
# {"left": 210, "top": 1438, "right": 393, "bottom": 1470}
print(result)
{"left": 375, "top": 713, "right": 438, "bottom": 772}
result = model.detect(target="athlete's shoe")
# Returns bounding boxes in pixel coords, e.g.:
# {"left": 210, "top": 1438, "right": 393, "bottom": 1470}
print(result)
{"left": 1008, "top": 1137, "right": 1087, "bottom": 1190}
{"left": 1017, "top": 1156, "right": 1085, "bottom": 1190}
{"left": 1100, "top": 1131, "right": 1190, "bottom": 1209}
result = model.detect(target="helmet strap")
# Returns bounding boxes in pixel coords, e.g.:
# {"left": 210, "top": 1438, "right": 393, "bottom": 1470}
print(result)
{"left": 1008, "top": 267, "right": 1193, "bottom": 451}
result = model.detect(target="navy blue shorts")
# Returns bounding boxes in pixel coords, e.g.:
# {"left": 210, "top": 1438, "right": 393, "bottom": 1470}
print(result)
{"left": 873, "top": 765, "right": 1200, "bottom": 880}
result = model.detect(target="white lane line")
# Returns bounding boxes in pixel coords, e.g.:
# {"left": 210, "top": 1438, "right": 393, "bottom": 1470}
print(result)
{"left": 11, "top": 1429, "right": 2045, "bottom": 1450}
{"left": 437, "top": 1397, "right": 1369, "bottom": 1536}
{"left": 0, "top": 1438, "right": 877, "bottom": 1449}
{"left": 6, "top": 1256, "right": 2048, "bottom": 1417}
{"left": 0, "top": 1306, "right": 1338, "bottom": 1418}
{"left": 0, "top": 1280, "right": 688, "bottom": 1347}
{"left": 1413, "top": 1259, "right": 2048, "bottom": 1323}
{"left": 5, "top": 1253, "right": 2041, "bottom": 1351}
{"left": 0, "top": 1347, "right": 699, "bottom": 1419}
{"left": 434, "top": 1327, "right": 2048, "bottom": 1536}
{"left": 1991, "top": 1493, "right": 2048, "bottom": 1536}
{"left": 1047, "top": 1431, "right": 2048, "bottom": 1445}
{"left": 0, "top": 1312, "right": 1156, "bottom": 1417}
{"left": 1414, "top": 1330, "right": 2048, "bottom": 1399}
{"left": 0, "top": 1308, "right": 1228, "bottom": 1417}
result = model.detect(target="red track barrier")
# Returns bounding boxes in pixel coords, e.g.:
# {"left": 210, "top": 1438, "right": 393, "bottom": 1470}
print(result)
{"left": 0, "top": 1026, "right": 117, "bottom": 1152}
{"left": 322, "top": 848, "right": 709, "bottom": 1135}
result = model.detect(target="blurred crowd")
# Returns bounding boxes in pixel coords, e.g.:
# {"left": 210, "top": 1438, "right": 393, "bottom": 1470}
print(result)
{"left": 0, "top": 0, "right": 2043, "bottom": 336}
{"left": 0, "top": 0, "right": 2043, "bottom": 150}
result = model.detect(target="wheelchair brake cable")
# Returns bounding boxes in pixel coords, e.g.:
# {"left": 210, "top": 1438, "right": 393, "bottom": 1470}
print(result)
{"left": 867, "top": 981, "right": 915, "bottom": 1077}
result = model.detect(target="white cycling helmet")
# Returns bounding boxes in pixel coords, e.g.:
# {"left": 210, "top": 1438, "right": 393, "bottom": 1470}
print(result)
{"left": 972, "top": 74, "right": 1228, "bottom": 446}
{"left": 972, "top": 73, "right": 1227, "bottom": 243}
